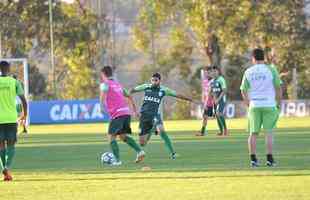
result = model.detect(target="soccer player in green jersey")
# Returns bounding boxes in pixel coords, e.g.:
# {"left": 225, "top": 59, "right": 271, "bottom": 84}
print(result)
{"left": 0, "top": 61, "right": 28, "bottom": 181}
{"left": 209, "top": 66, "right": 229, "bottom": 136}
{"left": 130, "top": 73, "right": 193, "bottom": 159}
{"left": 240, "top": 48, "right": 282, "bottom": 167}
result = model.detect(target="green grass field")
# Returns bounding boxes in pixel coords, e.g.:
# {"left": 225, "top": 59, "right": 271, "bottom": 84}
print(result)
{"left": 1, "top": 117, "right": 310, "bottom": 200}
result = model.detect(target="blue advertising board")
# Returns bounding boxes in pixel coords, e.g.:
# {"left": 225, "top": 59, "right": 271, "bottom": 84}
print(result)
{"left": 29, "top": 99, "right": 110, "bottom": 124}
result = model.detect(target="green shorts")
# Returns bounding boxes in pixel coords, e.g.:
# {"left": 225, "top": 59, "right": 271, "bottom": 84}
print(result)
{"left": 139, "top": 113, "right": 163, "bottom": 136}
{"left": 248, "top": 107, "right": 279, "bottom": 134}
{"left": 108, "top": 115, "right": 132, "bottom": 135}
{"left": 0, "top": 123, "right": 18, "bottom": 142}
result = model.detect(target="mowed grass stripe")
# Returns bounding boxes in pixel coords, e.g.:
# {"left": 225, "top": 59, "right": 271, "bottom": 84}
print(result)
{"left": 26, "top": 117, "right": 310, "bottom": 134}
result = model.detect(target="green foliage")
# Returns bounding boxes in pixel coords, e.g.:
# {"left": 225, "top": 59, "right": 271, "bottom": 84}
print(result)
{"left": 170, "top": 101, "right": 192, "bottom": 120}
{"left": 29, "top": 65, "right": 47, "bottom": 100}
{"left": 0, "top": 1, "right": 104, "bottom": 99}
{"left": 133, "top": 0, "right": 310, "bottom": 100}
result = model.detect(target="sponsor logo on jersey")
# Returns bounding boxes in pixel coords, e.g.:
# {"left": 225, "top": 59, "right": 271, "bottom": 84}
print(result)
{"left": 144, "top": 96, "right": 160, "bottom": 103}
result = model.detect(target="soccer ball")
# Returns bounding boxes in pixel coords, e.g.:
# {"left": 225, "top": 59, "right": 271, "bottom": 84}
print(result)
{"left": 101, "top": 152, "right": 116, "bottom": 165}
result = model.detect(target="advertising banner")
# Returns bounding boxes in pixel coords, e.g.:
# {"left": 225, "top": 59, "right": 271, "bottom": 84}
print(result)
{"left": 29, "top": 99, "right": 110, "bottom": 124}
{"left": 191, "top": 100, "right": 310, "bottom": 119}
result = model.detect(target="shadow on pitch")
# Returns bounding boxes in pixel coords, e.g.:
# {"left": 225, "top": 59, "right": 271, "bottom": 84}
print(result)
{"left": 13, "top": 171, "right": 310, "bottom": 182}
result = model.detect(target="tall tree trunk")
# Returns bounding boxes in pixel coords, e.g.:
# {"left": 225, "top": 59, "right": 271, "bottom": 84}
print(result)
{"left": 205, "top": 34, "right": 221, "bottom": 67}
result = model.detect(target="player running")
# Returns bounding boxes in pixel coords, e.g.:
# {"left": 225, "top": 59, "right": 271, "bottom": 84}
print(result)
{"left": 99, "top": 66, "right": 145, "bottom": 166}
{"left": 0, "top": 61, "right": 28, "bottom": 181}
{"left": 130, "top": 73, "right": 193, "bottom": 159}
{"left": 197, "top": 66, "right": 214, "bottom": 136}
{"left": 240, "top": 48, "right": 282, "bottom": 167}
{"left": 209, "top": 66, "right": 228, "bottom": 136}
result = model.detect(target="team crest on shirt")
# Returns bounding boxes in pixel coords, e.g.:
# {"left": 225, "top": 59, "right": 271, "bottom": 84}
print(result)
{"left": 158, "top": 91, "right": 164, "bottom": 97}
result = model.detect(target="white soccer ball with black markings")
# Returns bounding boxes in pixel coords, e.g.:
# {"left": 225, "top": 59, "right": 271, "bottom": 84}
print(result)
{"left": 101, "top": 152, "right": 116, "bottom": 165}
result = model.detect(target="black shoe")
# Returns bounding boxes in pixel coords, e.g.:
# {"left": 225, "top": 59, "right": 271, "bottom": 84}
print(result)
{"left": 250, "top": 160, "right": 259, "bottom": 167}
{"left": 171, "top": 152, "right": 176, "bottom": 160}
{"left": 266, "top": 160, "right": 276, "bottom": 167}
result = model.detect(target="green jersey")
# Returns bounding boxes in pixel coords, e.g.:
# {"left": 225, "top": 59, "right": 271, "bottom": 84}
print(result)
{"left": 210, "top": 76, "right": 227, "bottom": 102}
{"left": 0, "top": 76, "right": 24, "bottom": 123}
{"left": 132, "top": 84, "right": 177, "bottom": 119}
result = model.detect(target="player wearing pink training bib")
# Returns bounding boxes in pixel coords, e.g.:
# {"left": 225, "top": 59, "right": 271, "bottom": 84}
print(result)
{"left": 197, "top": 66, "right": 214, "bottom": 136}
{"left": 103, "top": 79, "right": 131, "bottom": 119}
{"left": 99, "top": 66, "right": 145, "bottom": 166}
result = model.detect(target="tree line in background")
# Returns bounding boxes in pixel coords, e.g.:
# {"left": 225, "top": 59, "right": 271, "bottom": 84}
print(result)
{"left": 0, "top": 0, "right": 110, "bottom": 100}
{"left": 0, "top": 0, "right": 309, "bottom": 106}
{"left": 133, "top": 0, "right": 310, "bottom": 101}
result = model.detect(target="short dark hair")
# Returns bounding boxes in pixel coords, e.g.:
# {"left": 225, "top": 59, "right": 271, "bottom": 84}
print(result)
{"left": 252, "top": 48, "right": 265, "bottom": 61}
{"left": 212, "top": 65, "right": 220, "bottom": 70}
{"left": 152, "top": 72, "right": 161, "bottom": 80}
{"left": 101, "top": 66, "right": 113, "bottom": 77}
{"left": 206, "top": 66, "right": 212, "bottom": 71}
{"left": 0, "top": 61, "right": 10, "bottom": 72}
{"left": 211, "top": 65, "right": 222, "bottom": 75}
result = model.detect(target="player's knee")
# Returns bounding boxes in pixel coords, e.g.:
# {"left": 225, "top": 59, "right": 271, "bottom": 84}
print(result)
{"left": 108, "top": 135, "right": 117, "bottom": 143}
{"left": 140, "top": 138, "right": 146, "bottom": 146}
{"left": 0, "top": 141, "right": 5, "bottom": 149}
{"left": 7, "top": 140, "right": 16, "bottom": 146}
{"left": 217, "top": 112, "right": 223, "bottom": 117}
{"left": 119, "top": 134, "right": 127, "bottom": 142}
{"left": 157, "top": 126, "right": 164, "bottom": 133}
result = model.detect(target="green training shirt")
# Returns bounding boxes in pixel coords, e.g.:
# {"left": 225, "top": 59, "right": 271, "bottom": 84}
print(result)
{"left": 0, "top": 76, "right": 24, "bottom": 124}
{"left": 210, "top": 76, "right": 227, "bottom": 102}
{"left": 132, "top": 84, "right": 177, "bottom": 119}
{"left": 240, "top": 64, "right": 281, "bottom": 108}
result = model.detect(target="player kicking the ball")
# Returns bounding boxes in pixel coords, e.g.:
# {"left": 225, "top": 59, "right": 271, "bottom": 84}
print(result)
{"left": 99, "top": 66, "right": 145, "bottom": 166}
{"left": 130, "top": 73, "right": 193, "bottom": 160}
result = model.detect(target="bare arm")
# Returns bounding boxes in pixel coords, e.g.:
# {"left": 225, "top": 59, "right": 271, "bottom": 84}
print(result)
{"left": 275, "top": 86, "right": 282, "bottom": 108}
{"left": 129, "top": 88, "right": 138, "bottom": 94}
{"left": 126, "top": 95, "right": 138, "bottom": 116}
{"left": 99, "top": 91, "right": 107, "bottom": 112}
{"left": 241, "top": 90, "right": 249, "bottom": 107}
{"left": 18, "top": 95, "right": 28, "bottom": 120}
